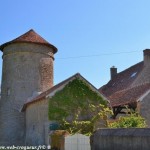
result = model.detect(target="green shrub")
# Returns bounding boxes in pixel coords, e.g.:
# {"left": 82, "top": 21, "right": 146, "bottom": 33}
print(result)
{"left": 108, "top": 113, "right": 147, "bottom": 128}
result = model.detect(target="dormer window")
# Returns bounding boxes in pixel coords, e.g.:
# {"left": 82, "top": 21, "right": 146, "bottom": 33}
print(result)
{"left": 130, "top": 72, "right": 137, "bottom": 78}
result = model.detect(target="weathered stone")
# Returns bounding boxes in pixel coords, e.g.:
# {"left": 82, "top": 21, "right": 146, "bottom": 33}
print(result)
{"left": 25, "top": 99, "right": 49, "bottom": 145}
{"left": 0, "top": 43, "right": 55, "bottom": 145}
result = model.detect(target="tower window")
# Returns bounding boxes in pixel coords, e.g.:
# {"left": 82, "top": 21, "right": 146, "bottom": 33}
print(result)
{"left": 7, "top": 88, "right": 10, "bottom": 96}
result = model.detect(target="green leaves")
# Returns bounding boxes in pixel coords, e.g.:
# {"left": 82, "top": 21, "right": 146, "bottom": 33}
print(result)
{"left": 60, "top": 119, "right": 93, "bottom": 136}
{"left": 108, "top": 113, "right": 147, "bottom": 128}
{"left": 48, "top": 78, "right": 110, "bottom": 135}
{"left": 59, "top": 104, "right": 112, "bottom": 135}
{"left": 48, "top": 78, "right": 107, "bottom": 121}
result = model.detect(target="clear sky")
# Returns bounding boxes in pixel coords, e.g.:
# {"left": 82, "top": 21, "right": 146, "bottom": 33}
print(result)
{"left": 0, "top": 0, "right": 150, "bottom": 88}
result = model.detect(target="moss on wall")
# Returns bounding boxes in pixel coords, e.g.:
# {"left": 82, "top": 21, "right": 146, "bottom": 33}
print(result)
{"left": 48, "top": 78, "right": 107, "bottom": 121}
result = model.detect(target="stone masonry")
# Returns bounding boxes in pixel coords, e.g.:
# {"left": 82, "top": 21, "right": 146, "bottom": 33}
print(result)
{"left": 0, "top": 30, "right": 57, "bottom": 145}
{"left": 25, "top": 99, "right": 49, "bottom": 145}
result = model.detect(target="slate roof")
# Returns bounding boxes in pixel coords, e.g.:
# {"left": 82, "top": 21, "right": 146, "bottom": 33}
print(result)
{"left": 99, "top": 60, "right": 150, "bottom": 107}
{"left": 0, "top": 29, "right": 57, "bottom": 53}
{"left": 22, "top": 73, "right": 106, "bottom": 111}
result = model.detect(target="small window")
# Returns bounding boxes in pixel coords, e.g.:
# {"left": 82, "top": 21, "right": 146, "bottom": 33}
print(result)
{"left": 7, "top": 88, "right": 10, "bottom": 96}
{"left": 130, "top": 72, "right": 137, "bottom": 78}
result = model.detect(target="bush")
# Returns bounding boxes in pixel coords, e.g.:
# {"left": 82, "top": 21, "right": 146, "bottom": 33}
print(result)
{"left": 108, "top": 113, "right": 147, "bottom": 128}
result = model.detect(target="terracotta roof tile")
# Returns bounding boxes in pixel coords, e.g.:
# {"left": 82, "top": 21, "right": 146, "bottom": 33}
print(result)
{"left": 99, "top": 61, "right": 144, "bottom": 97}
{"left": 99, "top": 61, "right": 150, "bottom": 107}
{"left": 109, "top": 83, "right": 150, "bottom": 107}
{"left": 0, "top": 29, "right": 57, "bottom": 53}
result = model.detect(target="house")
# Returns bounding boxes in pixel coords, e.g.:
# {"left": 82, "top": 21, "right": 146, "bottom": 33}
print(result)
{"left": 99, "top": 49, "right": 150, "bottom": 126}
{"left": 21, "top": 73, "right": 107, "bottom": 145}
{"left": 0, "top": 29, "right": 107, "bottom": 145}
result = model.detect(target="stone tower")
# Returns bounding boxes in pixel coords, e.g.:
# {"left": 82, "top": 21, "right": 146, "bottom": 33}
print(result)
{"left": 0, "top": 29, "right": 57, "bottom": 145}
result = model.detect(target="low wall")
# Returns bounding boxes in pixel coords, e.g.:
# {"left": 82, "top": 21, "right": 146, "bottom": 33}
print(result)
{"left": 91, "top": 128, "right": 150, "bottom": 150}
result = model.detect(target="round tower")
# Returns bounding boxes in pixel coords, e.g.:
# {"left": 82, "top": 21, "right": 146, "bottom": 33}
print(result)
{"left": 0, "top": 29, "right": 57, "bottom": 145}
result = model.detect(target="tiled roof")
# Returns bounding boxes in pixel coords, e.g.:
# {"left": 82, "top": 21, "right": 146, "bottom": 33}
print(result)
{"left": 99, "top": 61, "right": 144, "bottom": 97}
{"left": 21, "top": 73, "right": 105, "bottom": 111}
{"left": 0, "top": 29, "right": 57, "bottom": 53}
{"left": 108, "top": 83, "right": 150, "bottom": 107}
{"left": 99, "top": 61, "right": 150, "bottom": 107}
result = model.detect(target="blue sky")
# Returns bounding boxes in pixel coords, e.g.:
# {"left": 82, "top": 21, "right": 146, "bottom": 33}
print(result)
{"left": 0, "top": 0, "right": 150, "bottom": 88}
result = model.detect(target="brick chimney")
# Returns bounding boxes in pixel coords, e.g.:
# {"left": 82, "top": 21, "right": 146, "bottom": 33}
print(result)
{"left": 110, "top": 66, "right": 117, "bottom": 80}
{"left": 143, "top": 49, "right": 150, "bottom": 66}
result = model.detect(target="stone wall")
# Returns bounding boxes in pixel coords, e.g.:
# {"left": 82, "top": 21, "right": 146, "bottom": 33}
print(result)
{"left": 91, "top": 128, "right": 150, "bottom": 150}
{"left": 25, "top": 98, "right": 49, "bottom": 145}
{"left": 139, "top": 92, "right": 150, "bottom": 127}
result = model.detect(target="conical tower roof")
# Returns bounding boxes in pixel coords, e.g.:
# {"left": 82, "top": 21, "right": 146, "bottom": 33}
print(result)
{"left": 0, "top": 29, "right": 57, "bottom": 53}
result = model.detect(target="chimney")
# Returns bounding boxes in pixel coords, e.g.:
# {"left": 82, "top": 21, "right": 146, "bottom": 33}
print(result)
{"left": 110, "top": 66, "right": 117, "bottom": 80}
{"left": 143, "top": 49, "right": 150, "bottom": 66}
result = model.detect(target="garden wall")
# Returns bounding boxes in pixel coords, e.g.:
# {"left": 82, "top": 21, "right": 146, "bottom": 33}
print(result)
{"left": 91, "top": 128, "right": 150, "bottom": 150}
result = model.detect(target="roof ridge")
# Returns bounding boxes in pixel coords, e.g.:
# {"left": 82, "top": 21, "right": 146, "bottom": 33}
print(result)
{"left": 22, "top": 73, "right": 84, "bottom": 110}
{"left": 21, "top": 72, "right": 106, "bottom": 111}
{"left": 117, "top": 61, "right": 143, "bottom": 76}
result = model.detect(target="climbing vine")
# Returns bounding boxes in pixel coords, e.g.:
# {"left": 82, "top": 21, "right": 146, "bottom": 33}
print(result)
{"left": 60, "top": 104, "right": 112, "bottom": 135}
{"left": 48, "top": 78, "right": 107, "bottom": 121}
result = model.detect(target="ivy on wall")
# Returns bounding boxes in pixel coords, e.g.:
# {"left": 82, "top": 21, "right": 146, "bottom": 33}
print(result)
{"left": 48, "top": 78, "right": 107, "bottom": 121}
